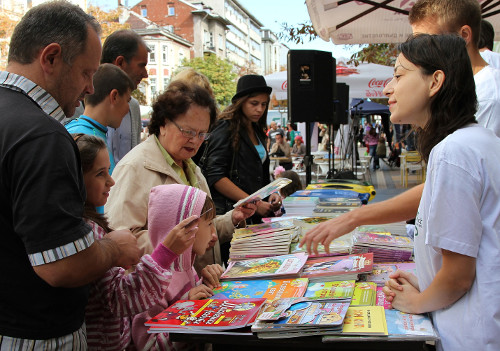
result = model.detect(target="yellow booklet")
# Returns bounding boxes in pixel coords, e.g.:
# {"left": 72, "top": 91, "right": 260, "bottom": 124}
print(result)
{"left": 342, "top": 306, "right": 388, "bottom": 335}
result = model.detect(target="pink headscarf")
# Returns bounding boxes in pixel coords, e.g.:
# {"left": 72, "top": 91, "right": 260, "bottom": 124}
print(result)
{"left": 148, "top": 184, "right": 207, "bottom": 271}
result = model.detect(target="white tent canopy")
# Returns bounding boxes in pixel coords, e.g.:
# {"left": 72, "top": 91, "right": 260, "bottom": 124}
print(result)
{"left": 264, "top": 62, "right": 393, "bottom": 101}
{"left": 305, "top": 0, "right": 500, "bottom": 45}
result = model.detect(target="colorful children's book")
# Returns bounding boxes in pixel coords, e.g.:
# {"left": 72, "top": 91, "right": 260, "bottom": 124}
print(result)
{"left": 300, "top": 253, "right": 374, "bottom": 282}
{"left": 233, "top": 178, "right": 292, "bottom": 208}
{"left": 359, "top": 262, "right": 416, "bottom": 286}
{"left": 350, "top": 282, "right": 377, "bottom": 306}
{"left": 252, "top": 299, "right": 350, "bottom": 333}
{"left": 340, "top": 306, "right": 388, "bottom": 335}
{"left": 145, "top": 298, "right": 266, "bottom": 332}
{"left": 376, "top": 287, "right": 391, "bottom": 309}
{"left": 211, "top": 278, "right": 308, "bottom": 302}
{"left": 385, "top": 310, "right": 438, "bottom": 340}
{"left": 220, "top": 253, "right": 308, "bottom": 280}
{"left": 304, "top": 280, "right": 355, "bottom": 300}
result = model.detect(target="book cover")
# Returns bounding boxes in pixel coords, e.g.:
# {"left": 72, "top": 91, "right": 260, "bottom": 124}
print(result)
{"left": 300, "top": 253, "right": 373, "bottom": 282}
{"left": 350, "top": 282, "right": 377, "bottom": 306}
{"left": 354, "top": 232, "right": 414, "bottom": 248}
{"left": 385, "top": 310, "right": 438, "bottom": 339}
{"left": 220, "top": 253, "right": 308, "bottom": 280}
{"left": 211, "top": 278, "right": 308, "bottom": 302}
{"left": 359, "top": 264, "right": 398, "bottom": 286}
{"left": 376, "top": 287, "right": 392, "bottom": 309}
{"left": 145, "top": 298, "right": 266, "bottom": 332}
{"left": 304, "top": 280, "right": 355, "bottom": 300}
{"left": 341, "top": 306, "right": 388, "bottom": 335}
{"left": 233, "top": 178, "right": 292, "bottom": 208}
{"left": 252, "top": 299, "right": 350, "bottom": 332}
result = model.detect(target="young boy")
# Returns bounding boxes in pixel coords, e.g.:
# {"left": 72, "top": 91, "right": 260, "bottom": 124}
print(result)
{"left": 66, "top": 63, "right": 134, "bottom": 174}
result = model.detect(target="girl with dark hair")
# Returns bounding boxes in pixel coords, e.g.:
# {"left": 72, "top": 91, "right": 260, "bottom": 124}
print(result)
{"left": 382, "top": 34, "right": 500, "bottom": 351}
{"left": 203, "top": 75, "right": 281, "bottom": 222}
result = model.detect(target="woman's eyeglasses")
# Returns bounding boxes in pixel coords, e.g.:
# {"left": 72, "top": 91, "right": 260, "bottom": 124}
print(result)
{"left": 171, "top": 120, "right": 211, "bottom": 140}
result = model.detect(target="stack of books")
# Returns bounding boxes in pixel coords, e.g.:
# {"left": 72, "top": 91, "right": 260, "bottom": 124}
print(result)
{"left": 228, "top": 220, "right": 300, "bottom": 261}
{"left": 300, "top": 253, "right": 374, "bottom": 282}
{"left": 282, "top": 196, "right": 319, "bottom": 217}
{"left": 352, "top": 232, "right": 414, "bottom": 262}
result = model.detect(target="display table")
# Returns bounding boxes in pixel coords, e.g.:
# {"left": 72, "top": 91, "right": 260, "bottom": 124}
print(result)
{"left": 170, "top": 331, "right": 432, "bottom": 351}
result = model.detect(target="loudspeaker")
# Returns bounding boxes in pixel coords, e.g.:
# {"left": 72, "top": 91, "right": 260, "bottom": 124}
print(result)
{"left": 333, "top": 82, "right": 350, "bottom": 128}
{"left": 288, "top": 50, "right": 335, "bottom": 123}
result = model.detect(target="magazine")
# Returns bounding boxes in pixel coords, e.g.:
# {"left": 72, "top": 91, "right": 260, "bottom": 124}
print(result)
{"left": 220, "top": 253, "right": 308, "bottom": 280}
{"left": 300, "top": 253, "right": 374, "bottom": 282}
{"left": 211, "top": 278, "right": 308, "bottom": 302}
{"left": 233, "top": 178, "right": 292, "bottom": 208}
{"left": 145, "top": 298, "right": 266, "bottom": 332}
{"left": 304, "top": 280, "right": 355, "bottom": 301}
{"left": 340, "top": 306, "right": 388, "bottom": 335}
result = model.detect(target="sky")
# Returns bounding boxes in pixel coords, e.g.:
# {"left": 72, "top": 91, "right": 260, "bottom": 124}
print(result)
{"left": 89, "top": 0, "right": 361, "bottom": 60}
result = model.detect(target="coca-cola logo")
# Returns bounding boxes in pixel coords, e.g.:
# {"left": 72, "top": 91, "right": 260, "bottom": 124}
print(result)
{"left": 281, "top": 81, "right": 287, "bottom": 90}
{"left": 368, "top": 78, "right": 392, "bottom": 88}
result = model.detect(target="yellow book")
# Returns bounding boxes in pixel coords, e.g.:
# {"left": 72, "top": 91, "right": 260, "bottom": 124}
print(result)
{"left": 342, "top": 306, "right": 388, "bottom": 335}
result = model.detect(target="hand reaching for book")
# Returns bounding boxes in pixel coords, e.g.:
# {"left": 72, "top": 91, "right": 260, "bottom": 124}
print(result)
{"left": 162, "top": 215, "right": 199, "bottom": 255}
{"left": 188, "top": 284, "right": 214, "bottom": 300}
{"left": 201, "top": 264, "right": 224, "bottom": 289}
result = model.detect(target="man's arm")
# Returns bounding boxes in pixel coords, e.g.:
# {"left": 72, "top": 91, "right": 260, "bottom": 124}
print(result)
{"left": 33, "top": 229, "right": 141, "bottom": 288}
{"left": 300, "top": 183, "right": 424, "bottom": 254}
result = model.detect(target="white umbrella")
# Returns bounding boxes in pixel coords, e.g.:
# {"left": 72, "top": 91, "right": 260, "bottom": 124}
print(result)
{"left": 305, "top": 0, "right": 500, "bottom": 45}
{"left": 264, "top": 62, "right": 393, "bottom": 100}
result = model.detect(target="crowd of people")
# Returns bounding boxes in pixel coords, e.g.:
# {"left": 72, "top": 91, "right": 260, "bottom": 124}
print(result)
{"left": 1, "top": 0, "right": 500, "bottom": 351}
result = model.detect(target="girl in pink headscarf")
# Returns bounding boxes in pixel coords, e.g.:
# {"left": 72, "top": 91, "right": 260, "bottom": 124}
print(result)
{"left": 132, "top": 184, "right": 224, "bottom": 350}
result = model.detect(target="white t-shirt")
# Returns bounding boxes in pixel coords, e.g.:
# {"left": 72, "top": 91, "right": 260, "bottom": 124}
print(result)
{"left": 480, "top": 50, "right": 500, "bottom": 69}
{"left": 414, "top": 124, "right": 500, "bottom": 351}
{"left": 474, "top": 65, "right": 500, "bottom": 137}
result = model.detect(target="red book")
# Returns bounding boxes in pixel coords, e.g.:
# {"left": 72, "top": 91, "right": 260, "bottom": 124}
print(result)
{"left": 145, "top": 298, "right": 266, "bottom": 333}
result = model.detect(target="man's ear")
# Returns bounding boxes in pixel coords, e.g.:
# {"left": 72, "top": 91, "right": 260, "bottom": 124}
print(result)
{"left": 39, "top": 43, "right": 63, "bottom": 74}
{"left": 114, "top": 56, "right": 126, "bottom": 69}
{"left": 458, "top": 25, "right": 473, "bottom": 46}
{"left": 109, "top": 89, "right": 119, "bottom": 104}
{"left": 429, "top": 70, "right": 445, "bottom": 98}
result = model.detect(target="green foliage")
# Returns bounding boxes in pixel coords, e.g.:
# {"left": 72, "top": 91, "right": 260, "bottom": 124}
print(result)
{"left": 175, "top": 54, "right": 237, "bottom": 109}
{"left": 132, "top": 89, "right": 147, "bottom": 105}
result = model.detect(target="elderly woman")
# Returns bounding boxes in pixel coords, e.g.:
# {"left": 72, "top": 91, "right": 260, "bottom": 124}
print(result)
{"left": 105, "top": 81, "right": 255, "bottom": 272}
{"left": 291, "top": 135, "right": 306, "bottom": 156}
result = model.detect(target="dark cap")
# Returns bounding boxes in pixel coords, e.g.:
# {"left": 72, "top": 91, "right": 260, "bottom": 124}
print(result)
{"left": 232, "top": 74, "right": 272, "bottom": 103}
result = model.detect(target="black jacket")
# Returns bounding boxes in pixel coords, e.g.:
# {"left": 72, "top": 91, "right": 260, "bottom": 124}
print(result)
{"left": 202, "top": 119, "right": 270, "bottom": 215}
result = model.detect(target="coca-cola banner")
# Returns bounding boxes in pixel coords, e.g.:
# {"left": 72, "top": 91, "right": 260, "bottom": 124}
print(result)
{"left": 264, "top": 62, "right": 393, "bottom": 101}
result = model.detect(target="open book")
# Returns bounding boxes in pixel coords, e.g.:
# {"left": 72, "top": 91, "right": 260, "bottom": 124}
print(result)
{"left": 233, "top": 178, "right": 292, "bottom": 208}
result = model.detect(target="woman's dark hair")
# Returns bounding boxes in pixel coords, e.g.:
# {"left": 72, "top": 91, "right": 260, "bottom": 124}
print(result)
{"left": 399, "top": 34, "right": 477, "bottom": 162}
{"left": 217, "top": 92, "right": 270, "bottom": 149}
{"left": 278, "top": 170, "right": 303, "bottom": 198}
{"left": 72, "top": 133, "right": 112, "bottom": 233}
{"left": 148, "top": 81, "right": 217, "bottom": 136}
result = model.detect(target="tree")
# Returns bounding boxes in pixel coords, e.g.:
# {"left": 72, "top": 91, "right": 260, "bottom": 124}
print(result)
{"left": 278, "top": 21, "right": 397, "bottom": 66}
{"left": 176, "top": 54, "right": 237, "bottom": 108}
{"left": 87, "top": 6, "right": 130, "bottom": 41}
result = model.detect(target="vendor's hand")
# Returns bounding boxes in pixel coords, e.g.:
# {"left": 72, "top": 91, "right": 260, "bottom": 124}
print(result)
{"left": 383, "top": 270, "right": 419, "bottom": 304}
{"left": 269, "top": 193, "right": 282, "bottom": 212}
{"left": 106, "top": 229, "right": 142, "bottom": 269}
{"left": 383, "top": 277, "right": 421, "bottom": 313}
{"left": 188, "top": 284, "right": 214, "bottom": 300}
{"left": 299, "top": 212, "right": 356, "bottom": 255}
{"left": 201, "top": 264, "right": 224, "bottom": 289}
{"left": 161, "top": 215, "right": 199, "bottom": 255}
{"left": 256, "top": 200, "right": 274, "bottom": 217}
{"left": 232, "top": 202, "right": 258, "bottom": 226}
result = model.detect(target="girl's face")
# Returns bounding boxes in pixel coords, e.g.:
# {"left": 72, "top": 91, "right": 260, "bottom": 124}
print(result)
{"left": 383, "top": 54, "right": 434, "bottom": 128}
{"left": 84, "top": 148, "right": 115, "bottom": 207}
{"left": 242, "top": 93, "right": 269, "bottom": 124}
{"left": 159, "top": 104, "right": 210, "bottom": 166}
{"left": 192, "top": 217, "right": 217, "bottom": 256}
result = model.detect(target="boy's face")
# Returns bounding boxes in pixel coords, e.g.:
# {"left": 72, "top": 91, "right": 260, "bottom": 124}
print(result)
{"left": 192, "top": 217, "right": 217, "bottom": 256}
{"left": 109, "top": 89, "right": 132, "bottom": 129}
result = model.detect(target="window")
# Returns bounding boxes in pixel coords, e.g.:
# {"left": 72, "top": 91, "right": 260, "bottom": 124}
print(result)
{"left": 168, "top": 6, "right": 175, "bottom": 16}
{"left": 218, "top": 34, "right": 223, "bottom": 48}
{"left": 150, "top": 78, "right": 157, "bottom": 97}
{"left": 148, "top": 45, "right": 156, "bottom": 63}
{"left": 141, "top": 5, "right": 147, "bottom": 17}
{"left": 162, "top": 45, "right": 168, "bottom": 63}
{"left": 163, "top": 78, "right": 169, "bottom": 89}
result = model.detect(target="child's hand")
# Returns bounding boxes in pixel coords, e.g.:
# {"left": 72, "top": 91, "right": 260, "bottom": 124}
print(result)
{"left": 162, "top": 215, "right": 199, "bottom": 255}
{"left": 201, "top": 264, "right": 224, "bottom": 289}
{"left": 382, "top": 270, "right": 419, "bottom": 304}
{"left": 188, "top": 284, "right": 214, "bottom": 300}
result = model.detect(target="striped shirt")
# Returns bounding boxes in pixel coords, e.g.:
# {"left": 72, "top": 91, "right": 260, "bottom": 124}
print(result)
{"left": 85, "top": 220, "right": 175, "bottom": 350}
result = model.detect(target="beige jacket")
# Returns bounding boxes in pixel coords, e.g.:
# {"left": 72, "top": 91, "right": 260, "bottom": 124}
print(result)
{"left": 105, "top": 135, "right": 235, "bottom": 272}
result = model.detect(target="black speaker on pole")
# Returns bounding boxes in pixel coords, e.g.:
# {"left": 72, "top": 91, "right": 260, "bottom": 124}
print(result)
{"left": 333, "top": 82, "right": 350, "bottom": 129}
{"left": 287, "top": 50, "right": 335, "bottom": 123}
